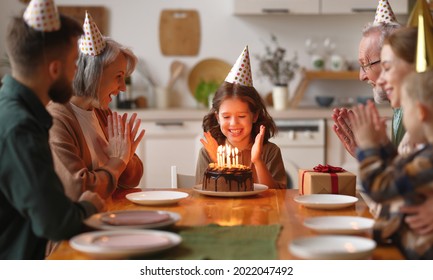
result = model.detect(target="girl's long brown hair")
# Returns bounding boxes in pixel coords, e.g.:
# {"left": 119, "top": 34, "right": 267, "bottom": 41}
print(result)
{"left": 202, "top": 82, "right": 277, "bottom": 145}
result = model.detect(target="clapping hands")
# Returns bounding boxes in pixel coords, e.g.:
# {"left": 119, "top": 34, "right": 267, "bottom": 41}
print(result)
{"left": 106, "top": 112, "right": 145, "bottom": 164}
{"left": 199, "top": 125, "right": 266, "bottom": 164}
{"left": 251, "top": 125, "right": 265, "bottom": 164}
{"left": 200, "top": 131, "right": 219, "bottom": 163}
{"left": 122, "top": 113, "right": 145, "bottom": 161}
{"left": 348, "top": 100, "right": 389, "bottom": 150}
{"left": 332, "top": 107, "right": 357, "bottom": 157}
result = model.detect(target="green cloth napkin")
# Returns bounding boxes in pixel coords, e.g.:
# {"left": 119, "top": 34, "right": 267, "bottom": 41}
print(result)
{"left": 140, "top": 224, "right": 282, "bottom": 260}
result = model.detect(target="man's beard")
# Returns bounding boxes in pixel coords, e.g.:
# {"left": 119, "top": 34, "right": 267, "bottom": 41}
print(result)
{"left": 373, "top": 85, "right": 390, "bottom": 105}
{"left": 48, "top": 75, "right": 74, "bottom": 104}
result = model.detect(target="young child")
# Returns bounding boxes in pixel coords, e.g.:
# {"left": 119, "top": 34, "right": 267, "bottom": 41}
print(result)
{"left": 350, "top": 70, "right": 433, "bottom": 259}
{"left": 195, "top": 46, "right": 287, "bottom": 189}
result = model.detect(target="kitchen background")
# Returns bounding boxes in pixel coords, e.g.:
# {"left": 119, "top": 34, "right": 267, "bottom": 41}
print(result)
{"left": 0, "top": 0, "right": 412, "bottom": 188}
{"left": 0, "top": 0, "right": 409, "bottom": 108}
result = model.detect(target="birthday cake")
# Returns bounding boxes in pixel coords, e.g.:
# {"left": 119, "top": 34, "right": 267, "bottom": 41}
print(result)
{"left": 203, "top": 163, "right": 254, "bottom": 192}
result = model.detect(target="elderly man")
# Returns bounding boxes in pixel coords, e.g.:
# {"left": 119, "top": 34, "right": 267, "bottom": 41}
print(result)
{"left": 332, "top": 21, "right": 403, "bottom": 157}
{"left": 333, "top": 0, "right": 433, "bottom": 238}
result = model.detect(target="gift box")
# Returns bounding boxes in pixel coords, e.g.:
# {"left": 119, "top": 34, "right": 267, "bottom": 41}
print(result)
{"left": 298, "top": 164, "right": 356, "bottom": 197}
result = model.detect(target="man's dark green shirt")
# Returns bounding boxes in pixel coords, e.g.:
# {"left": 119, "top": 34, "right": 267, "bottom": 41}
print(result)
{"left": 0, "top": 75, "right": 97, "bottom": 259}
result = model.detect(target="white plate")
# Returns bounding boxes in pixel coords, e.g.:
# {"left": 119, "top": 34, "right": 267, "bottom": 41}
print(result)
{"left": 294, "top": 194, "right": 358, "bottom": 210}
{"left": 126, "top": 191, "right": 189, "bottom": 206}
{"left": 289, "top": 235, "right": 376, "bottom": 260}
{"left": 85, "top": 210, "right": 180, "bottom": 230}
{"left": 303, "top": 216, "right": 374, "bottom": 234}
{"left": 70, "top": 229, "right": 181, "bottom": 259}
{"left": 192, "top": 183, "right": 268, "bottom": 197}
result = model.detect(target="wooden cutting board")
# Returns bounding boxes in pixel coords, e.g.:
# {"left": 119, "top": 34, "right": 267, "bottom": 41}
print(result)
{"left": 159, "top": 9, "right": 200, "bottom": 56}
{"left": 58, "top": 6, "right": 108, "bottom": 35}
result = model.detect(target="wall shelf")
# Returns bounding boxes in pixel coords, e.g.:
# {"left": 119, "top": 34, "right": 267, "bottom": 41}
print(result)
{"left": 288, "top": 69, "right": 359, "bottom": 108}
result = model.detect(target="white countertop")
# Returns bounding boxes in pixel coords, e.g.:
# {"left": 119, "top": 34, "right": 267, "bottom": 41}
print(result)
{"left": 116, "top": 106, "right": 393, "bottom": 121}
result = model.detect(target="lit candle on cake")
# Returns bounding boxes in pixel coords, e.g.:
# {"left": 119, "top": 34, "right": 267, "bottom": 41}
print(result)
{"left": 217, "top": 145, "right": 222, "bottom": 167}
{"left": 226, "top": 145, "right": 231, "bottom": 167}
{"left": 221, "top": 146, "right": 226, "bottom": 167}
{"left": 231, "top": 149, "right": 235, "bottom": 167}
{"left": 235, "top": 147, "right": 239, "bottom": 167}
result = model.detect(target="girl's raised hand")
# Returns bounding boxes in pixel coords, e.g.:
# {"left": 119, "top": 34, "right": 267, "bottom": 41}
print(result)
{"left": 251, "top": 125, "right": 265, "bottom": 164}
{"left": 200, "top": 131, "right": 218, "bottom": 162}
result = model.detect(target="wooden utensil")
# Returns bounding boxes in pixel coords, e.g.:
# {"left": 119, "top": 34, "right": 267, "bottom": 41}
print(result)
{"left": 159, "top": 9, "right": 200, "bottom": 56}
{"left": 167, "top": 61, "right": 185, "bottom": 90}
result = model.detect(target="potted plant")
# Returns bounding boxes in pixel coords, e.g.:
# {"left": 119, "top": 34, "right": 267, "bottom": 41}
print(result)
{"left": 194, "top": 79, "right": 219, "bottom": 108}
{"left": 256, "top": 34, "right": 299, "bottom": 110}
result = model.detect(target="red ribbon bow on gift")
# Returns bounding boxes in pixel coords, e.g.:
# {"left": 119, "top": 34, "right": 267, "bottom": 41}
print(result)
{"left": 313, "top": 164, "right": 345, "bottom": 173}
{"left": 301, "top": 164, "right": 346, "bottom": 195}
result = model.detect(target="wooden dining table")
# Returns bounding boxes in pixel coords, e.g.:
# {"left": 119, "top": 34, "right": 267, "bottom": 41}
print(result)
{"left": 47, "top": 188, "right": 404, "bottom": 260}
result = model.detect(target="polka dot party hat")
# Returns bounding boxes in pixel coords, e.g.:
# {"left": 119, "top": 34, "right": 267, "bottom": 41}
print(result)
{"left": 374, "top": 0, "right": 397, "bottom": 24}
{"left": 23, "top": 0, "right": 60, "bottom": 32}
{"left": 225, "top": 46, "right": 253, "bottom": 87}
{"left": 79, "top": 11, "right": 106, "bottom": 56}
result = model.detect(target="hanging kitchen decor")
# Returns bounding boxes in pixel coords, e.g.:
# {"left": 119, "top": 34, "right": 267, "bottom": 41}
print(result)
{"left": 159, "top": 9, "right": 201, "bottom": 56}
{"left": 58, "top": 6, "right": 108, "bottom": 35}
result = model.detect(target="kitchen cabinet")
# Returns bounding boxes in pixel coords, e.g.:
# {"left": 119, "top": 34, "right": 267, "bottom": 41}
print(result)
{"left": 234, "top": 0, "right": 320, "bottom": 15}
{"left": 234, "top": 0, "right": 408, "bottom": 15}
{"left": 136, "top": 120, "right": 203, "bottom": 188}
{"left": 321, "top": 0, "right": 408, "bottom": 14}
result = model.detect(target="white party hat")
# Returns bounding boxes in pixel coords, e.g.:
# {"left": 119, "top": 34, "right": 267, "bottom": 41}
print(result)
{"left": 23, "top": 0, "right": 60, "bottom": 32}
{"left": 225, "top": 46, "right": 253, "bottom": 87}
{"left": 79, "top": 11, "right": 106, "bottom": 56}
{"left": 374, "top": 0, "right": 397, "bottom": 24}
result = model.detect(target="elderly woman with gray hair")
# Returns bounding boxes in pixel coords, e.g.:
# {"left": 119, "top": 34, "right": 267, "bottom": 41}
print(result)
{"left": 47, "top": 36, "right": 145, "bottom": 201}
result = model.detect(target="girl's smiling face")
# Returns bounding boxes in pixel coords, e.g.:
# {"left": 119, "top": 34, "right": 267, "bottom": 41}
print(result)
{"left": 94, "top": 53, "right": 127, "bottom": 109}
{"left": 216, "top": 97, "right": 257, "bottom": 149}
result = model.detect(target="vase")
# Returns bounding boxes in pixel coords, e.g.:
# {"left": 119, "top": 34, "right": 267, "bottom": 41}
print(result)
{"left": 311, "top": 54, "right": 325, "bottom": 71}
{"left": 155, "top": 86, "right": 169, "bottom": 109}
{"left": 272, "top": 85, "right": 289, "bottom": 111}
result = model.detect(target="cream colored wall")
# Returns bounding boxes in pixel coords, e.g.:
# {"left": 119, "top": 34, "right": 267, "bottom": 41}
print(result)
{"left": 0, "top": 0, "right": 407, "bottom": 108}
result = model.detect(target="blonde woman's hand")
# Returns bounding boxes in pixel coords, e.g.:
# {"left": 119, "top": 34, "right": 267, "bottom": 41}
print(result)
{"left": 251, "top": 125, "right": 265, "bottom": 164}
{"left": 348, "top": 104, "right": 380, "bottom": 149}
{"left": 366, "top": 100, "right": 390, "bottom": 146}
{"left": 107, "top": 111, "right": 132, "bottom": 164}
{"left": 401, "top": 194, "right": 433, "bottom": 235}
{"left": 122, "top": 113, "right": 145, "bottom": 160}
{"left": 200, "top": 131, "right": 218, "bottom": 162}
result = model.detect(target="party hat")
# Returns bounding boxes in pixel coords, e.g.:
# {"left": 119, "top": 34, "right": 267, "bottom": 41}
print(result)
{"left": 373, "top": 0, "right": 397, "bottom": 24}
{"left": 79, "top": 11, "right": 106, "bottom": 56}
{"left": 23, "top": 0, "right": 60, "bottom": 32}
{"left": 225, "top": 46, "right": 253, "bottom": 87}
{"left": 407, "top": 0, "right": 433, "bottom": 72}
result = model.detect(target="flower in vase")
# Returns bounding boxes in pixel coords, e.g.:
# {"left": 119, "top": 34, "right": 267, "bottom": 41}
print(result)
{"left": 256, "top": 34, "right": 299, "bottom": 86}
